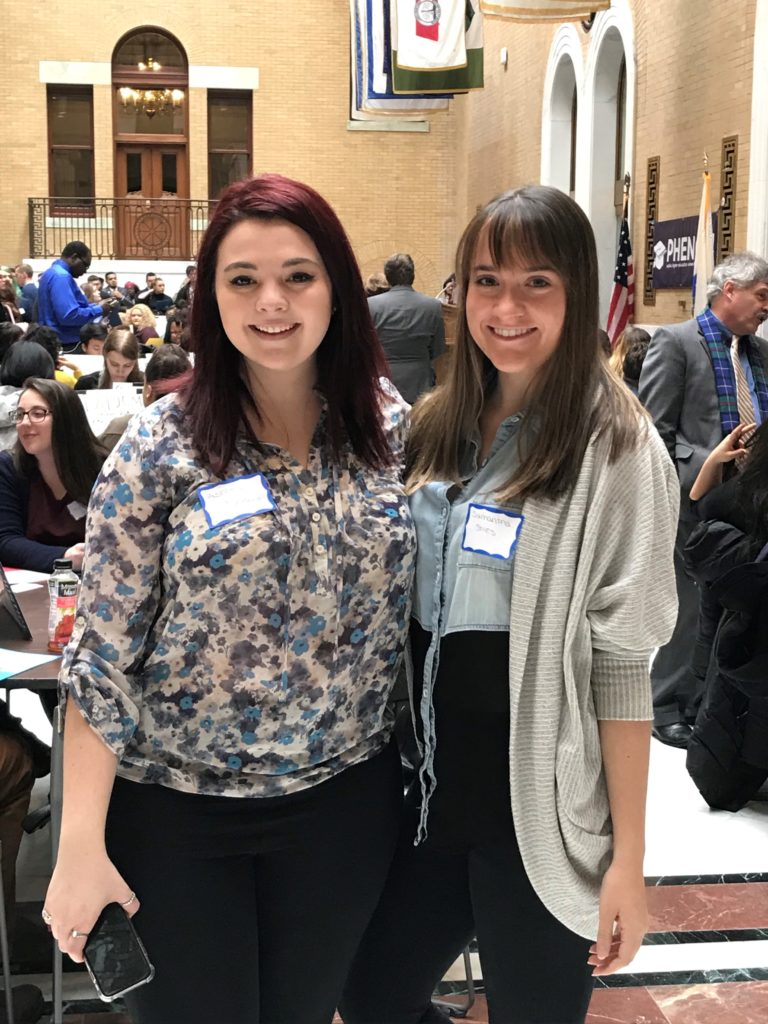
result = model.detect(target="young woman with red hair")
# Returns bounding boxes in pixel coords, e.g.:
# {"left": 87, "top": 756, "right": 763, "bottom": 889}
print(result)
{"left": 44, "top": 175, "right": 415, "bottom": 1024}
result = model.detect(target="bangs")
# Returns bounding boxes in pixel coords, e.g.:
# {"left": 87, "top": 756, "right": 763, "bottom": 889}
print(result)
{"left": 483, "top": 195, "right": 566, "bottom": 277}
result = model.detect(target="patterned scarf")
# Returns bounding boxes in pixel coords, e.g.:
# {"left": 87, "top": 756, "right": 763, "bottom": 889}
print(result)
{"left": 697, "top": 308, "right": 768, "bottom": 435}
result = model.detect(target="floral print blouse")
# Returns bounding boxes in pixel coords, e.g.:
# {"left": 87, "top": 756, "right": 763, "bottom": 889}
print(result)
{"left": 61, "top": 387, "right": 415, "bottom": 797}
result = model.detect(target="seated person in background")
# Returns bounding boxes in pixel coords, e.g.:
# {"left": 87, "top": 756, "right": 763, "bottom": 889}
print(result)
{"left": 0, "top": 278, "right": 25, "bottom": 324}
{"left": 163, "top": 307, "right": 187, "bottom": 345}
{"left": 73, "top": 322, "right": 107, "bottom": 356}
{"left": 144, "top": 277, "right": 174, "bottom": 316}
{"left": 25, "top": 325, "right": 82, "bottom": 389}
{"left": 365, "top": 272, "right": 389, "bottom": 297}
{"left": 121, "top": 282, "right": 139, "bottom": 307}
{"left": 100, "top": 344, "right": 192, "bottom": 451}
{"left": 125, "top": 303, "right": 161, "bottom": 346}
{"left": 0, "top": 378, "right": 107, "bottom": 573}
{"left": 684, "top": 421, "right": 768, "bottom": 809}
{"left": 609, "top": 326, "right": 652, "bottom": 397}
{"left": 0, "top": 322, "right": 24, "bottom": 363}
{"left": 0, "top": 699, "right": 50, "bottom": 943}
{"left": 74, "top": 329, "right": 144, "bottom": 392}
{"left": 0, "top": 341, "right": 56, "bottom": 451}
{"left": 173, "top": 264, "right": 196, "bottom": 306}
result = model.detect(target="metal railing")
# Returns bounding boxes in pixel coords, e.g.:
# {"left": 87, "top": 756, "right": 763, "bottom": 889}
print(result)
{"left": 28, "top": 197, "right": 216, "bottom": 260}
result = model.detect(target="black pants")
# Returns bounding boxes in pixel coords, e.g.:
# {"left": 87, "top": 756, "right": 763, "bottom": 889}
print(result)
{"left": 340, "top": 807, "right": 594, "bottom": 1024}
{"left": 652, "top": 514, "right": 702, "bottom": 726}
{"left": 105, "top": 742, "right": 402, "bottom": 1024}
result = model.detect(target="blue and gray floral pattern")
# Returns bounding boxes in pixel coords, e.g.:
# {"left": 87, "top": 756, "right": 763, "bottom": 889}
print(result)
{"left": 61, "top": 386, "right": 415, "bottom": 796}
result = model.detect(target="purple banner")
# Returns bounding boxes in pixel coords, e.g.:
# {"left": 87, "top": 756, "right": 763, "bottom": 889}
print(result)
{"left": 651, "top": 214, "right": 717, "bottom": 289}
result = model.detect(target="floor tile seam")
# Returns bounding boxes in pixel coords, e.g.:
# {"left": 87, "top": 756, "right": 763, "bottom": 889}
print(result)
{"left": 645, "top": 928, "right": 768, "bottom": 943}
{"left": 646, "top": 873, "right": 768, "bottom": 886}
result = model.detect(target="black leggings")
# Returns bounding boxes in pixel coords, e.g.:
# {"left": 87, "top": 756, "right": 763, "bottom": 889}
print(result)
{"left": 105, "top": 742, "right": 402, "bottom": 1024}
{"left": 340, "top": 807, "right": 594, "bottom": 1024}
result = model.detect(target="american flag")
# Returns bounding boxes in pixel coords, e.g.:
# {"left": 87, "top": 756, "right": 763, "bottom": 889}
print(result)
{"left": 606, "top": 207, "right": 634, "bottom": 347}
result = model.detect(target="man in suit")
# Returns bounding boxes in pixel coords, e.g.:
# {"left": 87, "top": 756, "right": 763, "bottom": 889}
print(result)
{"left": 368, "top": 253, "right": 446, "bottom": 404}
{"left": 639, "top": 251, "right": 768, "bottom": 746}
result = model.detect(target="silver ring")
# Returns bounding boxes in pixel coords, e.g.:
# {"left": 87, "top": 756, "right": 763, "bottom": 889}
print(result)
{"left": 41, "top": 908, "right": 53, "bottom": 925}
{"left": 70, "top": 929, "right": 89, "bottom": 939}
{"left": 120, "top": 891, "right": 138, "bottom": 908}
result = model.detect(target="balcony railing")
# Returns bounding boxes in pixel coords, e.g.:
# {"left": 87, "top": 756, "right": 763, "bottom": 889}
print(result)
{"left": 28, "top": 197, "right": 216, "bottom": 261}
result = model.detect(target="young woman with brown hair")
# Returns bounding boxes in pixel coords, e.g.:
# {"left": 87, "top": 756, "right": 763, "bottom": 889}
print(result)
{"left": 342, "top": 186, "right": 679, "bottom": 1024}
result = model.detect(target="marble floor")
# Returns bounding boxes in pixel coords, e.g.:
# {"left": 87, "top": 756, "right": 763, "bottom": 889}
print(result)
{"left": 6, "top": 691, "right": 768, "bottom": 1022}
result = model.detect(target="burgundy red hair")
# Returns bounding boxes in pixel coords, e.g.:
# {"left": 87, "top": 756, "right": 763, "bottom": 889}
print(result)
{"left": 182, "top": 174, "right": 390, "bottom": 474}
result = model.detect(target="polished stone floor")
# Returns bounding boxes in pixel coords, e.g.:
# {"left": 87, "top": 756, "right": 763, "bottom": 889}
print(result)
{"left": 7, "top": 692, "right": 768, "bottom": 1022}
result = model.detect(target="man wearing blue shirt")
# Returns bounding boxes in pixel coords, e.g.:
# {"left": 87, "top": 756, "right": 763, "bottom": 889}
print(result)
{"left": 37, "top": 241, "right": 115, "bottom": 350}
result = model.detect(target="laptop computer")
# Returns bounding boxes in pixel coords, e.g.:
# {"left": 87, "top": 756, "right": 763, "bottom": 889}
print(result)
{"left": 0, "top": 564, "right": 33, "bottom": 641}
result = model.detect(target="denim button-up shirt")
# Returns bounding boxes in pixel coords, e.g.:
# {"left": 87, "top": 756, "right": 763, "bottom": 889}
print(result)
{"left": 410, "top": 413, "right": 525, "bottom": 838}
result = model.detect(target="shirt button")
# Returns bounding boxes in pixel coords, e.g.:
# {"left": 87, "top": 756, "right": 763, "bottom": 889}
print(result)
{"left": 315, "top": 543, "right": 324, "bottom": 555}
{"left": 311, "top": 512, "right": 321, "bottom": 522}
{"left": 304, "top": 487, "right": 314, "bottom": 499}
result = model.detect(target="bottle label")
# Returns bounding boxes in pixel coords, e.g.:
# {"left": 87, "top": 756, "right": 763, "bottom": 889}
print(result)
{"left": 48, "top": 580, "right": 79, "bottom": 653}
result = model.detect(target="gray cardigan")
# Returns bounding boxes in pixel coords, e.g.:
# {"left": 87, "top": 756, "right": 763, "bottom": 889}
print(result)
{"left": 504, "top": 423, "right": 678, "bottom": 937}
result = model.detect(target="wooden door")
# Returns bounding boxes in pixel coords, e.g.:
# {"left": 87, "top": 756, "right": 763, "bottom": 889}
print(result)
{"left": 115, "top": 145, "right": 189, "bottom": 258}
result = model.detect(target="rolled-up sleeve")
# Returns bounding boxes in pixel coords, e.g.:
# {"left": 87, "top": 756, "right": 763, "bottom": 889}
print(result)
{"left": 586, "top": 428, "right": 680, "bottom": 720}
{"left": 60, "top": 410, "right": 173, "bottom": 756}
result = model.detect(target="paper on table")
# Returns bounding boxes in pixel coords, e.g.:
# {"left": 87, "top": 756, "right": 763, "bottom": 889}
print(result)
{"left": 0, "top": 649, "right": 61, "bottom": 681}
{"left": 3, "top": 569, "right": 50, "bottom": 584}
{"left": 9, "top": 583, "right": 44, "bottom": 594}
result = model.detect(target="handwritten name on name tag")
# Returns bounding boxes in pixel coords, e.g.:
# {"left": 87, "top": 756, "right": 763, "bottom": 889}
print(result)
{"left": 461, "top": 503, "right": 524, "bottom": 560}
{"left": 198, "top": 473, "right": 276, "bottom": 529}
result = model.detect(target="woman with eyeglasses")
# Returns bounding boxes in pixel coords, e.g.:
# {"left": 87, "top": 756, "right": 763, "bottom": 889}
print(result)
{"left": 0, "top": 378, "right": 107, "bottom": 573}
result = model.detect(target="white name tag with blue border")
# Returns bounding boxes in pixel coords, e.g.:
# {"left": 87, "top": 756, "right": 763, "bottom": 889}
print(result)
{"left": 198, "top": 473, "right": 276, "bottom": 529}
{"left": 462, "top": 503, "right": 524, "bottom": 560}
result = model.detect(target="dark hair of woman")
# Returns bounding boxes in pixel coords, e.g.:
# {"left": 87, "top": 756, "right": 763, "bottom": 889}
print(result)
{"left": 24, "top": 324, "right": 62, "bottom": 362}
{"left": 100, "top": 329, "right": 143, "bottom": 388}
{"left": 182, "top": 173, "right": 390, "bottom": 475}
{"left": 0, "top": 322, "right": 23, "bottom": 362}
{"left": 406, "top": 185, "right": 642, "bottom": 502}
{"left": 144, "top": 343, "right": 192, "bottom": 400}
{"left": 163, "top": 307, "right": 188, "bottom": 345}
{"left": 738, "top": 421, "right": 768, "bottom": 544}
{"left": 12, "top": 378, "right": 107, "bottom": 505}
{"left": 0, "top": 340, "right": 56, "bottom": 387}
{"left": 0, "top": 279, "right": 22, "bottom": 316}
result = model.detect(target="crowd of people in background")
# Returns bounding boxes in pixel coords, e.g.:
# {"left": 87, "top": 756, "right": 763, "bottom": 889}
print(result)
{"left": 0, "top": 179, "right": 767, "bottom": 1024}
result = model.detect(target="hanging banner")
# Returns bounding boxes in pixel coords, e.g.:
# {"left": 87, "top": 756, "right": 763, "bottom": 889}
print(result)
{"left": 651, "top": 214, "right": 718, "bottom": 290}
{"left": 392, "top": 0, "right": 484, "bottom": 94}
{"left": 479, "top": 1, "right": 610, "bottom": 20}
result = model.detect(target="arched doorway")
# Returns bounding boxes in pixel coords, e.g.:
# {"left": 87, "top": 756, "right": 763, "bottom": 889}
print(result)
{"left": 112, "top": 27, "right": 189, "bottom": 258}
{"left": 541, "top": 26, "right": 583, "bottom": 199}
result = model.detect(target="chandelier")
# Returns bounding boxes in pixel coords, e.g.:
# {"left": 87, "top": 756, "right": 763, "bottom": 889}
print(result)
{"left": 119, "top": 56, "right": 184, "bottom": 118}
{"left": 119, "top": 85, "right": 184, "bottom": 118}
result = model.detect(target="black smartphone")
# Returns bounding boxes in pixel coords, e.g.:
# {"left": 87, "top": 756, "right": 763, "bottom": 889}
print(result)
{"left": 83, "top": 902, "right": 155, "bottom": 1002}
{"left": 107, "top": 307, "right": 123, "bottom": 327}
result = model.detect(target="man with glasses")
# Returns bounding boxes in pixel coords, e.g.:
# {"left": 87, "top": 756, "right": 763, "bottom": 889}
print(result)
{"left": 36, "top": 242, "right": 117, "bottom": 351}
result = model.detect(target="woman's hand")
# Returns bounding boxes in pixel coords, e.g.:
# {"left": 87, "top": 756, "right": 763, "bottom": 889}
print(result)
{"left": 709, "top": 423, "right": 755, "bottom": 465}
{"left": 44, "top": 845, "right": 140, "bottom": 963}
{"left": 64, "top": 543, "right": 86, "bottom": 571}
{"left": 587, "top": 861, "right": 647, "bottom": 976}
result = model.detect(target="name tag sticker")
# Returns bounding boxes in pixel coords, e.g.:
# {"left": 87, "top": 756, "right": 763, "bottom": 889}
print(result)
{"left": 198, "top": 473, "right": 276, "bottom": 529}
{"left": 462, "top": 503, "right": 524, "bottom": 560}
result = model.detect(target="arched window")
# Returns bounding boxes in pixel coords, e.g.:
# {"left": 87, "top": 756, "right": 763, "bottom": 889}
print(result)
{"left": 111, "top": 28, "right": 190, "bottom": 258}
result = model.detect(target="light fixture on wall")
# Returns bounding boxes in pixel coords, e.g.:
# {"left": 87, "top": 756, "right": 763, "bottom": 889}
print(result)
{"left": 119, "top": 86, "right": 184, "bottom": 118}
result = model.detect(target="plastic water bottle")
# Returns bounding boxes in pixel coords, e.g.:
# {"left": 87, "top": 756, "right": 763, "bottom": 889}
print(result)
{"left": 47, "top": 559, "right": 80, "bottom": 653}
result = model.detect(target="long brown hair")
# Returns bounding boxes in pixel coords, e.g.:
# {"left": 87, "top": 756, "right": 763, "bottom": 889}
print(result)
{"left": 99, "top": 328, "right": 143, "bottom": 388}
{"left": 406, "top": 185, "right": 644, "bottom": 502}
{"left": 13, "top": 379, "right": 108, "bottom": 504}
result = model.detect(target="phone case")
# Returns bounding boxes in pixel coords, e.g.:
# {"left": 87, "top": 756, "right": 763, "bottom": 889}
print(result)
{"left": 83, "top": 903, "right": 155, "bottom": 1002}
